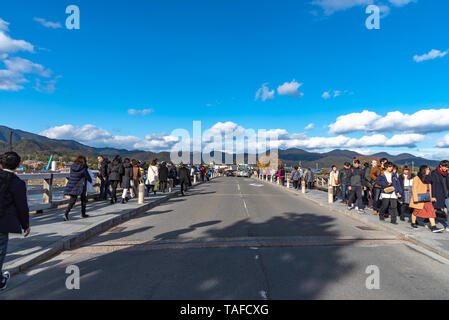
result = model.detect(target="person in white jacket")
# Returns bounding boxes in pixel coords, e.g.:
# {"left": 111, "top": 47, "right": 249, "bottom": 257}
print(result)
{"left": 145, "top": 159, "right": 159, "bottom": 195}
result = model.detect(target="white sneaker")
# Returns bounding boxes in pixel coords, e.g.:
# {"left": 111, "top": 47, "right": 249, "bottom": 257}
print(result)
{"left": 0, "top": 271, "right": 10, "bottom": 291}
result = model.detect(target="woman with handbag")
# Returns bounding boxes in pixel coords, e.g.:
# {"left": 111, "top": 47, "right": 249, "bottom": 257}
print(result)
{"left": 375, "top": 162, "right": 403, "bottom": 224}
{"left": 145, "top": 159, "right": 159, "bottom": 195}
{"left": 410, "top": 165, "right": 445, "bottom": 232}
{"left": 399, "top": 165, "right": 414, "bottom": 222}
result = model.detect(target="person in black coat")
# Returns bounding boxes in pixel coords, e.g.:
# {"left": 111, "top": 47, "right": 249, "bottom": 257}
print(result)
{"left": 108, "top": 155, "right": 123, "bottom": 204}
{"left": 121, "top": 158, "right": 133, "bottom": 204}
{"left": 430, "top": 160, "right": 449, "bottom": 217}
{"left": 178, "top": 163, "right": 191, "bottom": 196}
{"left": 64, "top": 156, "right": 92, "bottom": 221}
{"left": 168, "top": 161, "right": 177, "bottom": 192}
{"left": 158, "top": 162, "right": 169, "bottom": 193}
{"left": 97, "top": 155, "right": 111, "bottom": 200}
{"left": 0, "top": 152, "right": 30, "bottom": 290}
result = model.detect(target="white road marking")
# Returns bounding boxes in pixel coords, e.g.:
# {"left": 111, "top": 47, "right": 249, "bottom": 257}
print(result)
{"left": 249, "top": 184, "right": 264, "bottom": 187}
{"left": 237, "top": 184, "right": 240, "bottom": 191}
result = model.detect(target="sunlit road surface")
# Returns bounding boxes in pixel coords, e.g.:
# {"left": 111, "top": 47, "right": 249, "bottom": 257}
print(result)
{"left": 2, "top": 177, "right": 449, "bottom": 300}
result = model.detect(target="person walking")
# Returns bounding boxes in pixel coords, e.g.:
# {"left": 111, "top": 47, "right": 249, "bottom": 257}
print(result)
{"left": 178, "top": 163, "right": 191, "bottom": 196}
{"left": 430, "top": 160, "right": 449, "bottom": 230}
{"left": 279, "top": 166, "right": 286, "bottom": 186}
{"left": 0, "top": 152, "right": 30, "bottom": 291}
{"left": 362, "top": 162, "right": 372, "bottom": 207}
{"left": 329, "top": 165, "right": 339, "bottom": 202}
{"left": 304, "top": 168, "right": 314, "bottom": 189}
{"left": 108, "top": 155, "right": 123, "bottom": 204}
{"left": 291, "top": 167, "right": 300, "bottom": 189}
{"left": 338, "top": 162, "right": 351, "bottom": 204}
{"left": 167, "top": 161, "right": 177, "bottom": 192}
{"left": 409, "top": 165, "right": 444, "bottom": 232}
{"left": 146, "top": 159, "right": 159, "bottom": 195}
{"left": 97, "top": 155, "right": 111, "bottom": 200}
{"left": 399, "top": 165, "right": 414, "bottom": 222}
{"left": 375, "top": 162, "right": 403, "bottom": 224}
{"left": 158, "top": 162, "right": 169, "bottom": 193}
{"left": 63, "top": 156, "right": 92, "bottom": 221}
{"left": 347, "top": 160, "right": 368, "bottom": 213}
{"left": 131, "top": 159, "right": 141, "bottom": 199}
{"left": 120, "top": 158, "right": 133, "bottom": 204}
{"left": 364, "top": 160, "right": 377, "bottom": 209}
{"left": 371, "top": 158, "right": 388, "bottom": 215}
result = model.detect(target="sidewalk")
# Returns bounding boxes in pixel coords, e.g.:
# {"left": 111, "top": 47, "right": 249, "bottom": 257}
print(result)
{"left": 4, "top": 178, "right": 215, "bottom": 276}
{"left": 257, "top": 177, "right": 449, "bottom": 260}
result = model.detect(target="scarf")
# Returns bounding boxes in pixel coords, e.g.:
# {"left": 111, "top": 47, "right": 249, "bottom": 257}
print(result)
{"left": 437, "top": 166, "right": 448, "bottom": 177}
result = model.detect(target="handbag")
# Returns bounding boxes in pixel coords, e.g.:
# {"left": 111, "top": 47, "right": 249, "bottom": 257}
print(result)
{"left": 417, "top": 193, "right": 431, "bottom": 203}
{"left": 383, "top": 186, "right": 395, "bottom": 193}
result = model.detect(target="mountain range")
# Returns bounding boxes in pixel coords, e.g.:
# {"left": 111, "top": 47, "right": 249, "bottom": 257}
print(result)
{"left": 0, "top": 125, "right": 440, "bottom": 168}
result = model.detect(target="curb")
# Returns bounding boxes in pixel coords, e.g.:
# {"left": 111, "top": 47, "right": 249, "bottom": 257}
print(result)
{"left": 7, "top": 177, "right": 219, "bottom": 276}
{"left": 255, "top": 177, "right": 449, "bottom": 261}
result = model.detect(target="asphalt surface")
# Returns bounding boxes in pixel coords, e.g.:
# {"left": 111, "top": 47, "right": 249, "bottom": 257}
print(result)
{"left": 2, "top": 177, "right": 449, "bottom": 300}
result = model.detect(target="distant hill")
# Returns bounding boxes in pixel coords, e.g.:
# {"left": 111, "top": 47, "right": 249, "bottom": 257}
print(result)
{"left": 0, "top": 125, "right": 441, "bottom": 167}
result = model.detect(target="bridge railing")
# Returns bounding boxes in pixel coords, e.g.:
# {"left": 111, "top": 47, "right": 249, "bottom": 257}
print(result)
{"left": 19, "top": 172, "right": 103, "bottom": 213}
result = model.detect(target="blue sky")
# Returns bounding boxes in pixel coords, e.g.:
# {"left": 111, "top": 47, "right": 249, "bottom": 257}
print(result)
{"left": 1, "top": 0, "right": 449, "bottom": 159}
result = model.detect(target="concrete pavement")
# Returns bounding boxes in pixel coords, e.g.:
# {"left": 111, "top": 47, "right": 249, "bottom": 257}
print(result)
{"left": 2, "top": 177, "right": 449, "bottom": 299}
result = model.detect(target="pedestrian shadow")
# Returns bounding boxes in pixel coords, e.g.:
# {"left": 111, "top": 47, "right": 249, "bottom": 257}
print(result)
{"left": 2, "top": 211, "right": 356, "bottom": 300}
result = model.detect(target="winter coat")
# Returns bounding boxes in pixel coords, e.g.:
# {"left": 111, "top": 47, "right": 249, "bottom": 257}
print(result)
{"left": 291, "top": 169, "right": 300, "bottom": 181}
{"left": 121, "top": 162, "right": 133, "bottom": 189}
{"left": 168, "top": 165, "right": 177, "bottom": 179}
{"left": 364, "top": 166, "right": 373, "bottom": 188}
{"left": 329, "top": 170, "right": 339, "bottom": 187}
{"left": 146, "top": 165, "right": 159, "bottom": 185}
{"left": 338, "top": 167, "right": 351, "bottom": 185}
{"left": 348, "top": 166, "right": 367, "bottom": 188}
{"left": 375, "top": 172, "right": 403, "bottom": 197}
{"left": 178, "top": 167, "right": 191, "bottom": 185}
{"left": 64, "top": 164, "right": 92, "bottom": 196}
{"left": 430, "top": 169, "right": 449, "bottom": 209}
{"left": 98, "top": 159, "right": 110, "bottom": 180}
{"left": 0, "top": 169, "right": 29, "bottom": 234}
{"left": 304, "top": 170, "right": 314, "bottom": 183}
{"left": 159, "top": 166, "right": 169, "bottom": 182}
{"left": 410, "top": 176, "right": 433, "bottom": 210}
{"left": 370, "top": 165, "right": 384, "bottom": 188}
{"left": 108, "top": 160, "right": 124, "bottom": 182}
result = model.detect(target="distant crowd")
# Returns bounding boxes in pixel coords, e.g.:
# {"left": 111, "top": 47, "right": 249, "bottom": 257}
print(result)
{"left": 327, "top": 157, "right": 449, "bottom": 233}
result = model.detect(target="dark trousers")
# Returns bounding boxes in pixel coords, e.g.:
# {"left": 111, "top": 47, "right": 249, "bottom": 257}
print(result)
{"left": 293, "top": 180, "right": 299, "bottom": 189}
{"left": 373, "top": 187, "right": 381, "bottom": 211}
{"left": 400, "top": 202, "right": 411, "bottom": 221}
{"left": 0, "top": 233, "right": 8, "bottom": 277}
{"left": 348, "top": 186, "right": 363, "bottom": 208}
{"left": 332, "top": 186, "right": 339, "bottom": 201}
{"left": 379, "top": 198, "right": 398, "bottom": 222}
{"left": 99, "top": 179, "right": 111, "bottom": 200}
{"left": 110, "top": 180, "right": 120, "bottom": 200}
{"left": 181, "top": 182, "right": 188, "bottom": 194}
{"left": 66, "top": 192, "right": 87, "bottom": 215}
{"left": 341, "top": 184, "right": 348, "bottom": 202}
{"left": 132, "top": 179, "right": 139, "bottom": 198}
{"left": 159, "top": 180, "right": 167, "bottom": 193}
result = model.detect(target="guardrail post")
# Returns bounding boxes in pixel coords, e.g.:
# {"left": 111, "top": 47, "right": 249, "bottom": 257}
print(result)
{"left": 43, "top": 174, "right": 53, "bottom": 205}
{"left": 270, "top": 175, "right": 273, "bottom": 183}
{"left": 286, "top": 177, "right": 290, "bottom": 189}
{"left": 328, "top": 185, "right": 334, "bottom": 203}
{"left": 302, "top": 179, "right": 306, "bottom": 194}
{"left": 138, "top": 183, "right": 145, "bottom": 204}
{"left": 193, "top": 174, "right": 197, "bottom": 184}
{"left": 95, "top": 176, "right": 101, "bottom": 194}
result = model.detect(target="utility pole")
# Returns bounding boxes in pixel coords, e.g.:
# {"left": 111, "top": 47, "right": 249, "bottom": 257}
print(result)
{"left": 8, "top": 130, "right": 13, "bottom": 152}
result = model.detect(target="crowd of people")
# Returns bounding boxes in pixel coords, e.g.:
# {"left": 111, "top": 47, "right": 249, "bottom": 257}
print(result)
{"left": 258, "top": 166, "right": 315, "bottom": 189}
{"left": 328, "top": 157, "right": 449, "bottom": 233}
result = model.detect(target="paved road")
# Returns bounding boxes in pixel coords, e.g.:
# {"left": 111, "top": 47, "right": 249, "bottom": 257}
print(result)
{"left": 2, "top": 177, "right": 449, "bottom": 299}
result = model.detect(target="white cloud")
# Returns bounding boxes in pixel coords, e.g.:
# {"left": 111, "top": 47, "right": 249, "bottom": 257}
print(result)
{"left": 329, "top": 108, "right": 449, "bottom": 134}
{"left": 255, "top": 84, "right": 275, "bottom": 102}
{"left": 33, "top": 17, "right": 62, "bottom": 29}
{"left": 128, "top": 108, "right": 154, "bottom": 116}
{"left": 0, "top": 57, "right": 51, "bottom": 91}
{"left": 34, "top": 75, "right": 62, "bottom": 93}
{"left": 305, "top": 123, "right": 314, "bottom": 130}
{"left": 0, "top": 19, "right": 34, "bottom": 53}
{"left": 322, "top": 91, "right": 331, "bottom": 99}
{"left": 311, "top": 0, "right": 415, "bottom": 15}
{"left": 277, "top": 79, "right": 304, "bottom": 98}
{"left": 413, "top": 49, "right": 448, "bottom": 63}
{"left": 41, "top": 124, "right": 180, "bottom": 151}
